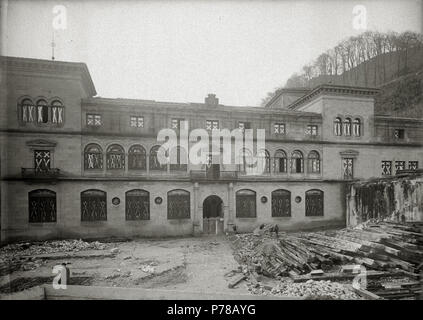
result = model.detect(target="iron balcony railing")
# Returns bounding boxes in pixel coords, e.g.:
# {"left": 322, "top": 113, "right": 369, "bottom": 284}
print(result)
{"left": 190, "top": 170, "right": 238, "bottom": 181}
{"left": 21, "top": 168, "right": 61, "bottom": 179}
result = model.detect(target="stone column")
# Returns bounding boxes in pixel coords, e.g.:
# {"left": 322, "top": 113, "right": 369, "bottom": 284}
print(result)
{"left": 226, "top": 182, "right": 235, "bottom": 232}
{"left": 193, "top": 182, "right": 201, "bottom": 235}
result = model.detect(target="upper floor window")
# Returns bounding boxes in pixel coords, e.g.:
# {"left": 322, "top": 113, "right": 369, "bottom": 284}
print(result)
{"left": 130, "top": 116, "right": 144, "bottom": 128}
{"left": 150, "top": 145, "right": 167, "bottom": 171}
{"left": 21, "top": 98, "right": 35, "bottom": 123}
{"left": 206, "top": 120, "right": 219, "bottom": 131}
{"left": 381, "top": 161, "right": 392, "bottom": 175}
{"left": 395, "top": 161, "right": 405, "bottom": 172}
{"left": 128, "top": 145, "right": 146, "bottom": 170}
{"left": 36, "top": 99, "right": 49, "bottom": 123}
{"left": 106, "top": 144, "right": 125, "bottom": 170}
{"left": 307, "top": 151, "right": 321, "bottom": 173}
{"left": 170, "top": 146, "right": 188, "bottom": 172}
{"left": 343, "top": 118, "right": 352, "bottom": 136}
{"left": 34, "top": 150, "right": 51, "bottom": 172}
{"left": 305, "top": 125, "right": 318, "bottom": 136}
{"left": 87, "top": 114, "right": 102, "bottom": 126}
{"left": 353, "top": 118, "right": 361, "bottom": 136}
{"left": 171, "top": 118, "right": 186, "bottom": 130}
{"left": 84, "top": 144, "right": 103, "bottom": 170}
{"left": 51, "top": 100, "right": 64, "bottom": 125}
{"left": 238, "top": 148, "right": 253, "bottom": 174}
{"left": 238, "top": 121, "right": 251, "bottom": 132}
{"left": 257, "top": 149, "right": 271, "bottom": 174}
{"left": 274, "top": 150, "right": 287, "bottom": 173}
{"left": 409, "top": 161, "right": 419, "bottom": 170}
{"left": 291, "top": 150, "right": 304, "bottom": 173}
{"left": 334, "top": 118, "right": 342, "bottom": 136}
{"left": 342, "top": 158, "right": 354, "bottom": 179}
{"left": 394, "top": 129, "right": 405, "bottom": 139}
{"left": 274, "top": 123, "right": 285, "bottom": 135}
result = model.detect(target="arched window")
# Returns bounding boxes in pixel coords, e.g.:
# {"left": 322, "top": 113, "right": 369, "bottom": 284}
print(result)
{"left": 305, "top": 189, "right": 324, "bottom": 216}
{"left": 334, "top": 117, "right": 342, "bottom": 136}
{"left": 257, "top": 149, "right": 271, "bottom": 174}
{"left": 238, "top": 148, "right": 253, "bottom": 174}
{"left": 128, "top": 145, "right": 146, "bottom": 170}
{"left": 84, "top": 144, "right": 103, "bottom": 170}
{"left": 291, "top": 150, "right": 304, "bottom": 173}
{"left": 150, "top": 145, "right": 167, "bottom": 171}
{"left": 170, "top": 146, "right": 188, "bottom": 171}
{"left": 353, "top": 118, "right": 361, "bottom": 136}
{"left": 307, "top": 151, "right": 321, "bottom": 173}
{"left": 271, "top": 189, "right": 291, "bottom": 217}
{"left": 81, "top": 189, "right": 107, "bottom": 221}
{"left": 28, "top": 189, "right": 56, "bottom": 223}
{"left": 51, "top": 100, "right": 64, "bottom": 124}
{"left": 106, "top": 144, "right": 125, "bottom": 170}
{"left": 343, "top": 118, "right": 352, "bottom": 136}
{"left": 36, "top": 99, "right": 49, "bottom": 123}
{"left": 274, "top": 150, "right": 287, "bottom": 173}
{"left": 20, "top": 98, "right": 35, "bottom": 123}
{"left": 167, "top": 189, "right": 190, "bottom": 219}
{"left": 236, "top": 189, "right": 256, "bottom": 218}
{"left": 126, "top": 189, "right": 149, "bottom": 220}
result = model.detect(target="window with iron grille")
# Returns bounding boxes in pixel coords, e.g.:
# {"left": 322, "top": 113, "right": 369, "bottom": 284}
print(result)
{"left": 334, "top": 118, "right": 342, "bottom": 136}
{"left": 291, "top": 150, "right": 304, "bottom": 173}
{"left": 28, "top": 189, "right": 56, "bottom": 223}
{"left": 130, "top": 116, "right": 144, "bottom": 128}
{"left": 51, "top": 100, "right": 64, "bottom": 125}
{"left": 274, "top": 150, "right": 287, "bottom": 173}
{"left": 106, "top": 144, "right": 125, "bottom": 170}
{"left": 342, "top": 158, "right": 353, "bottom": 179}
{"left": 409, "top": 161, "right": 419, "bottom": 170}
{"left": 238, "top": 121, "right": 251, "bottom": 132}
{"left": 274, "top": 123, "right": 285, "bottom": 134}
{"left": 126, "top": 189, "right": 150, "bottom": 220}
{"left": 236, "top": 189, "right": 256, "bottom": 218}
{"left": 343, "top": 118, "right": 352, "bottom": 136}
{"left": 171, "top": 118, "right": 187, "bottom": 130}
{"left": 149, "top": 145, "right": 167, "bottom": 171}
{"left": 381, "top": 161, "right": 392, "bottom": 175}
{"left": 34, "top": 150, "right": 51, "bottom": 172}
{"left": 395, "top": 161, "right": 405, "bottom": 171}
{"left": 271, "top": 189, "right": 291, "bottom": 217}
{"left": 87, "top": 114, "right": 102, "bottom": 126}
{"left": 167, "top": 189, "right": 190, "bottom": 219}
{"left": 305, "top": 125, "right": 318, "bottom": 136}
{"left": 307, "top": 151, "right": 320, "bottom": 173}
{"left": 170, "top": 146, "right": 188, "bottom": 172}
{"left": 206, "top": 120, "right": 219, "bottom": 130}
{"left": 81, "top": 189, "right": 107, "bottom": 221}
{"left": 305, "top": 189, "right": 324, "bottom": 216}
{"left": 36, "top": 99, "right": 49, "bottom": 123}
{"left": 20, "top": 98, "right": 35, "bottom": 123}
{"left": 353, "top": 118, "right": 361, "bottom": 136}
{"left": 128, "top": 145, "right": 146, "bottom": 170}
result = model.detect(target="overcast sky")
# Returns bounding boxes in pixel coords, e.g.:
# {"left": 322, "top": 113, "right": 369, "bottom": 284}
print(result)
{"left": 2, "top": 0, "right": 422, "bottom": 106}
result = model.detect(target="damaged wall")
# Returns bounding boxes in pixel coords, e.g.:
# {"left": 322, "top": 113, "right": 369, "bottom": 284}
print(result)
{"left": 346, "top": 174, "right": 423, "bottom": 227}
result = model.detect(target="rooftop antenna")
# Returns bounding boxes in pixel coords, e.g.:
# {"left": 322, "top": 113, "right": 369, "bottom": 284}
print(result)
{"left": 51, "top": 31, "right": 56, "bottom": 60}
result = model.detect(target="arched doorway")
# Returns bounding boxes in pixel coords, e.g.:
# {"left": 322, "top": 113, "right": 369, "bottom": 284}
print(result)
{"left": 203, "top": 195, "right": 224, "bottom": 235}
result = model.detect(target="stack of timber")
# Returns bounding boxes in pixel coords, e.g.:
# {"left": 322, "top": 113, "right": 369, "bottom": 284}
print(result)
{"left": 231, "top": 221, "right": 423, "bottom": 277}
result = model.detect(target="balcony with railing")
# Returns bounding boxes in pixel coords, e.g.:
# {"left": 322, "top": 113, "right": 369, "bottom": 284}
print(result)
{"left": 21, "top": 168, "right": 61, "bottom": 180}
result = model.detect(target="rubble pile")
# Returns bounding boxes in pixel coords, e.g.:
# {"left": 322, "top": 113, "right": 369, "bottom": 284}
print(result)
{"left": 232, "top": 221, "right": 423, "bottom": 277}
{"left": 0, "top": 239, "right": 107, "bottom": 276}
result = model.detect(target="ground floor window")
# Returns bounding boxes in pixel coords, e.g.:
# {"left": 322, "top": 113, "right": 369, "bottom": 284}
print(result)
{"left": 126, "top": 189, "right": 150, "bottom": 220}
{"left": 28, "top": 189, "right": 56, "bottom": 223}
{"left": 167, "top": 189, "right": 190, "bottom": 219}
{"left": 271, "top": 189, "right": 291, "bottom": 217}
{"left": 81, "top": 189, "right": 107, "bottom": 221}
{"left": 305, "top": 189, "right": 324, "bottom": 216}
{"left": 236, "top": 189, "right": 256, "bottom": 218}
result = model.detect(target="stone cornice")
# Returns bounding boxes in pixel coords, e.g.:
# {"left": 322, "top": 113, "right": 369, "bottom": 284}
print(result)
{"left": 1, "top": 56, "right": 97, "bottom": 97}
{"left": 287, "top": 84, "right": 380, "bottom": 110}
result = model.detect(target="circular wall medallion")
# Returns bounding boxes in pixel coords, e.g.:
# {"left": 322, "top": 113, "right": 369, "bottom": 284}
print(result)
{"left": 295, "top": 196, "right": 302, "bottom": 203}
{"left": 155, "top": 197, "right": 163, "bottom": 205}
{"left": 112, "top": 197, "right": 120, "bottom": 205}
{"left": 260, "top": 196, "right": 268, "bottom": 203}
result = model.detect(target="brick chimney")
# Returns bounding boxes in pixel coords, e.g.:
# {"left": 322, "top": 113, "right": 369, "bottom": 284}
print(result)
{"left": 205, "top": 94, "right": 219, "bottom": 105}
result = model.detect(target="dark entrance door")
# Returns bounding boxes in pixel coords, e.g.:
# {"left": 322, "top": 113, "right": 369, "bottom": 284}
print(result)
{"left": 203, "top": 195, "right": 224, "bottom": 235}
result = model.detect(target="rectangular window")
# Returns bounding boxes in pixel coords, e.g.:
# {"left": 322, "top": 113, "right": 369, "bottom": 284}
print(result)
{"left": 342, "top": 158, "right": 353, "bottom": 179}
{"left": 394, "top": 129, "right": 405, "bottom": 139}
{"left": 238, "top": 121, "right": 251, "bottom": 132}
{"left": 409, "top": 161, "right": 419, "bottom": 170}
{"left": 306, "top": 125, "right": 318, "bottom": 136}
{"left": 274, "top": 123, "right": 285, "bottom": 134}
{"left": 87, "top": 114, "right": 102, "bottom": 126}
{"left": 395, "top": 161, "right": 405, "bottom": 172}
{"left": 130, "top": 116, "right": 144, "bottom": 128}
{"left": 171, "top": 118, "right": 186, "bottom": 130}
{"left": 206, "top": 120, "right": 219, "bottom": 130}
{"left": 34, "top": 150, "right": 51, "bottom": 172}
{"left": 381, "top": 161, "right": 392, "bottom": 175}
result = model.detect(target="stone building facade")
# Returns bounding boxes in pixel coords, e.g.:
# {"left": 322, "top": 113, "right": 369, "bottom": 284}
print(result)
{"left": 1, "top": 56, "right": 422, "bottom": 243}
